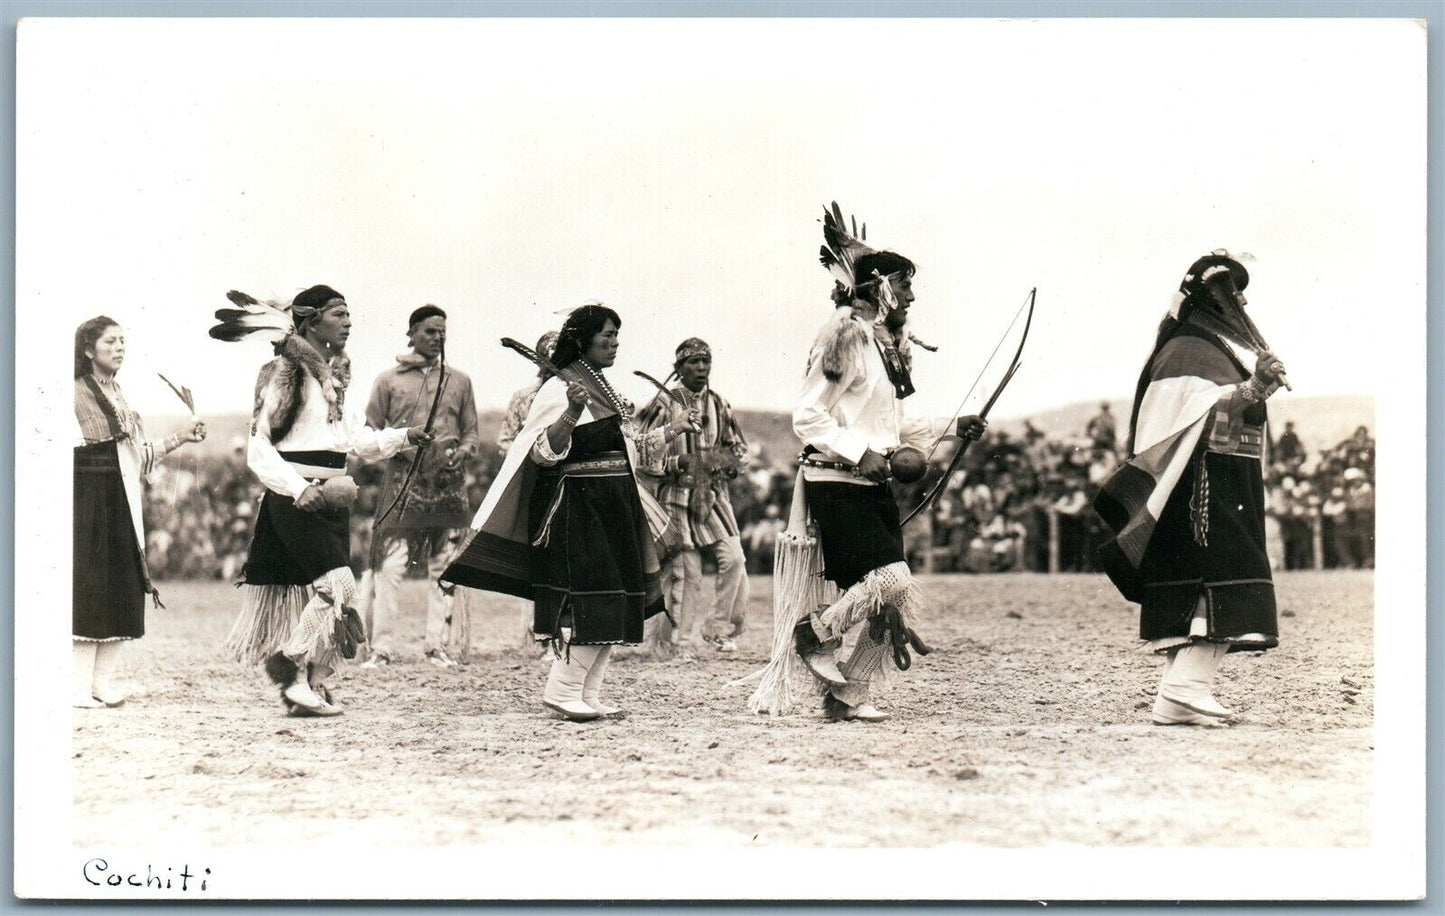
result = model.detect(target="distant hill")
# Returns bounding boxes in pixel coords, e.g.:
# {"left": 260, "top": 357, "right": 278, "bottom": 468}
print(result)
{"left": 153, "top": 394, "right": 1374, "bottom": 464}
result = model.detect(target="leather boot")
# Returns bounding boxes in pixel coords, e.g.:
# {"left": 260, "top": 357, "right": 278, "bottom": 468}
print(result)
{"left": 274, "top": 654, "right": 340, "bottom": 716}
{"left": 308, "top": 663, "right": 340, "bottom": 710}
{"left": 1159, "top": 640, "right": 1232, "bottom": 718}
{"left": 581, "top": 645, "right": 621, "bottom": 716}
{"left": 72, "top": 641, "right": 103, "bottom": 708}
{"left": 823, "top": 693, "right": 889, "bottom": 722}
{"left": 1152, "top": 694, "right": 1228, "bottom": 727}
{"left": 543, "top": 643, "right": 602, "bottom": 721}
{"left": 91, "top": 641, "right": 127, "bottom": 707}
{"left": 794, "top": 613, "right": 846, "bottom": 687}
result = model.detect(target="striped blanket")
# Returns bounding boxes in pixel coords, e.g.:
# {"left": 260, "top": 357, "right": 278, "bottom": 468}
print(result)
{"left": 1094, "top": 328, "right": 1247, "bottom": 602}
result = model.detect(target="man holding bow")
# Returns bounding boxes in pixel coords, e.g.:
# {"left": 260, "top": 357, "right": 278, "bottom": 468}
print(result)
{"left": 746, "top": 207, "right": 986, "bottom": 722}
{"left": 357, "top": 304, "right": 480, "bottom": 669}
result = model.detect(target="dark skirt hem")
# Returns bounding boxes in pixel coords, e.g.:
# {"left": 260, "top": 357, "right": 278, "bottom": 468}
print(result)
{"left": 74, "top": 441, "right": 147, "bottom": 640}
{"left": 1143, "top": 635, "right": 1281, "bottom": 655}
{"left": 1139, "top": 579, "right": 1278, "bottom": 643}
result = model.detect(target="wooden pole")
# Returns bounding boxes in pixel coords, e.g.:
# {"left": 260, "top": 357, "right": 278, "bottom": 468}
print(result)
{"left": 1048, "top": 508, "right": 1061, "bottom": 574}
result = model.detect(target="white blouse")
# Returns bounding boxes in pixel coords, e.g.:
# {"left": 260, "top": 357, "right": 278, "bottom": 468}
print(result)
{"left": 249, "top": 363, "right": 409, "bottom": 499}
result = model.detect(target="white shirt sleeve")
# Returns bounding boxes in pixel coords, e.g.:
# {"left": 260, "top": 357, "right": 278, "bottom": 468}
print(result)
{"left": 348, "top": 424, "right": 410, "bottom": 463}
{"left": 793, "top": 346, "right": 870, "bottom": 464}
{"left": 899, "top": 409, "right": 954, "bottom": 450}
{"left": 526, "top": 378, "right": 576, "bottom": 467}
{"left": 248, "top": 381, "right": 313, "bottom": 500}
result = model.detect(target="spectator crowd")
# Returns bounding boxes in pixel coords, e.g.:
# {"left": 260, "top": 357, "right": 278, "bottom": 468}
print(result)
{"left": 139, "top": 409, "right": 1376, "bottom": 580}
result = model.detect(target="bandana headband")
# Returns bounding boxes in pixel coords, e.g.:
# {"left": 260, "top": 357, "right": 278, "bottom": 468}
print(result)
{"left": 675, "top": 339, "right": 711, "bottom": 365}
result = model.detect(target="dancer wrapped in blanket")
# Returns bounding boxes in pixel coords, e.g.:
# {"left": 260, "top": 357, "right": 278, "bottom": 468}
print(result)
{"left": 743, "top": 207, "right": 985, "bottom": 722}
{"left": 442, "top": 303, "right": 700, "bottom": 721}
{"left": 1094, "top": 251, "right": 1286, "bottom": 726}
{"left": 216, "top": 285, "right": 431, "bottom": 716}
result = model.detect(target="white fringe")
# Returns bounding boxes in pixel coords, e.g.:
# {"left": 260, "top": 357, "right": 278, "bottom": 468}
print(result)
{"left": 731, "top": 528, "right": 836, "bottom": 716}
{"left": 443, "top": 583, "right": 475, "bottom": 661}
{"left": 223, "top": 585, "right": 307, "bottom": 666}
{"left": 642, "top": 612, "right": 681, "bottom": 660}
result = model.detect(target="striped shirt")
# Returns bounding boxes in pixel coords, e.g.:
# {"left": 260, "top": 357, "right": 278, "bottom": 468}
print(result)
{"left": 636, "top": 385, "right": 748, "bottom": 550}
{"left": 74, "top": 376, "right": 162, "bottom": 476}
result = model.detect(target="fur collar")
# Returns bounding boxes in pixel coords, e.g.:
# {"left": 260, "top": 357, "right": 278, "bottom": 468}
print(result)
{"left": 394, "top": 351, "right": 440, "bottom": 372}
{"left": 808, "top": 306, "right": 914, "bottom": 382}
{"left": 251, "top": 335, "right": 351, "bottom": 443}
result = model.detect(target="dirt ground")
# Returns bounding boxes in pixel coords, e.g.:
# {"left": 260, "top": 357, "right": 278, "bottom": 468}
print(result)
{"left": 72, "top": 571, "right": 1373, "bottom": 849}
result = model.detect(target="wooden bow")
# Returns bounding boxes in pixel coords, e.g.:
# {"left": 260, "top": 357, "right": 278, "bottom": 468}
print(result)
{"left": 374, "top": 339, "right": 447, "bottom": 528}
{"left": 899, "top": 287, "right": 1036, "bottom": 528}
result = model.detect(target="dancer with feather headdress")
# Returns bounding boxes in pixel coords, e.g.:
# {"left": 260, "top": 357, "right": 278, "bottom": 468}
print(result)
{"left": 1094, "top": 251, "right": 1287, "bottom": 726}
{"left": 214, "top": 285, "right": 432, "bottom": 717}
{"left": 738, "top": 204, "right": 986, "bottom": 721}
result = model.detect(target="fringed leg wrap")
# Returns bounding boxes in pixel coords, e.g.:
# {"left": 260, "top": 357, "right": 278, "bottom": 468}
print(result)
{"left": 832, "top": 626, "right": 891, "bottom": 707}
{"left": 224, "top": 585, "right": 308, "bottom": 666}
{"left": 731, "top": 526, "right": 837, "bottom": 716}
{"left": 642, "top": 613, "right": 680, "bottom": 660}
{"left": 280, "top": 568, "right": 357, "bottom": 672}
{"left": 826, "top": 563, "right": 928, "bottom": 704}
{"left": 736, "top": 559, "right": 926, "bottom": 716}
{"left": 816, "top": 562, "right": 923, "bottom": 639}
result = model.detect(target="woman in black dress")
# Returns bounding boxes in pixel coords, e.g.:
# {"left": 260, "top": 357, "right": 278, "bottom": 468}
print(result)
{"left": 444, "top": 304, "right": 698, "bottom": 720}
{"left": 73, "top": 316, "right": 206, "bottom": 707}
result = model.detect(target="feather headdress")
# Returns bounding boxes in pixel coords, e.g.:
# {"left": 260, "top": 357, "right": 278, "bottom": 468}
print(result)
{"left": 209, "top": 290, "right": 296, "bottom": 346}
{"left": 817, "top": 201, "right": 938, "bottom": 354}
{"left": 818, "top": 201, "right": 876, "bottom": 298}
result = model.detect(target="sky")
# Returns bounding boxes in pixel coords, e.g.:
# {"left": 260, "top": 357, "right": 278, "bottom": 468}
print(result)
{"left": 17, "top": 17, "right": 1426, "bottom": 425}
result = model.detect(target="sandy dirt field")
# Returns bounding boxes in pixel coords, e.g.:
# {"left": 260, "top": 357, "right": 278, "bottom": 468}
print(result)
{"left": 72, "top": 571, "right": 1373, "bottom": 849}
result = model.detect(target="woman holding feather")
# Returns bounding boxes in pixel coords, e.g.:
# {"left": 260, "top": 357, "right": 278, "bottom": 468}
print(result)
{"left": 442, "top": 303, "right": 700, "bottom": 721}
{"left": 73, "top": 316, "right": 207, "bottom": 708}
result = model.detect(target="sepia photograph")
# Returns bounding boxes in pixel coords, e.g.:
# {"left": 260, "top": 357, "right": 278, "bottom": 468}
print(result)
{"left": 11, "top": 10, "right": 1429, "bottom": 901}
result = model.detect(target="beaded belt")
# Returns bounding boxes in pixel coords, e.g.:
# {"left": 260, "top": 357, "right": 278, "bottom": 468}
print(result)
{"left": 560, "top": 451, "right": 629, "bottom": 478}
{"left": 1206, "top": 419, "right": 1265, "bottom": 459}
{"left": 798, "top": 452, "right": 861, "bottom": 476}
